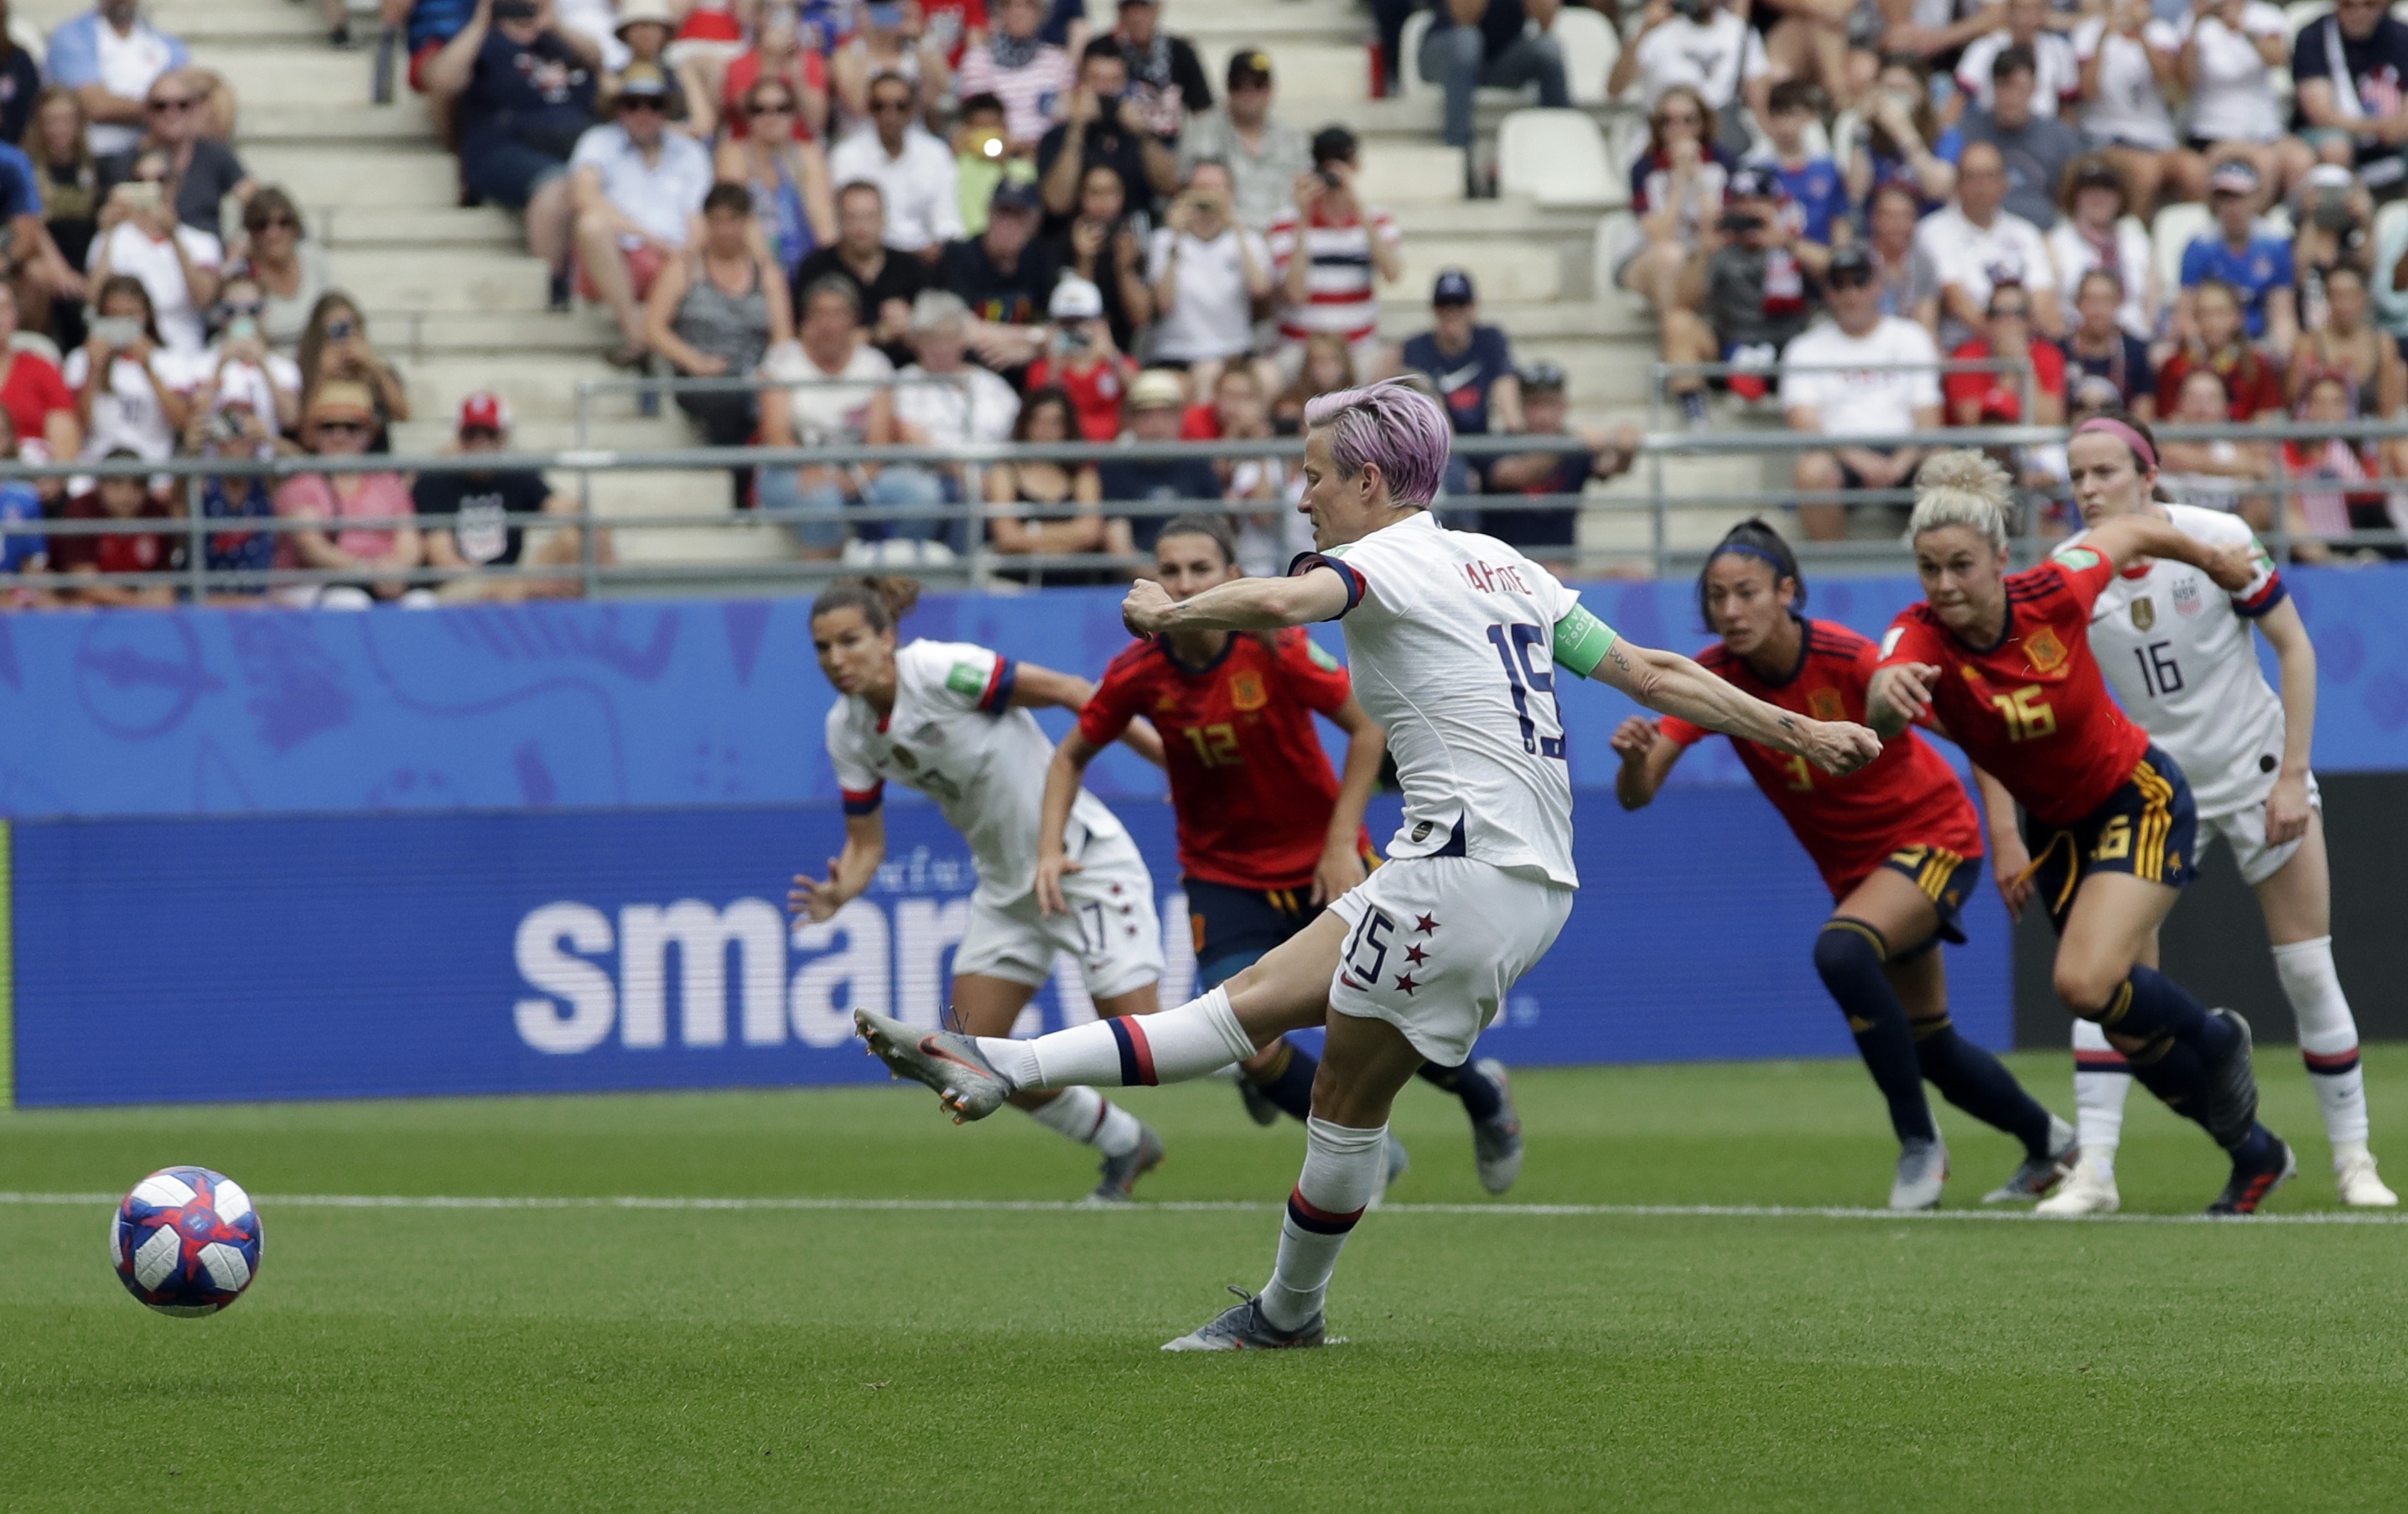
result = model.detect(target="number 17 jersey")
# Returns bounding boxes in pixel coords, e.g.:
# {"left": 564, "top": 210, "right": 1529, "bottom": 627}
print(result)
{"left": 1294, "top": 511, "right": 1585, "bottom": 888}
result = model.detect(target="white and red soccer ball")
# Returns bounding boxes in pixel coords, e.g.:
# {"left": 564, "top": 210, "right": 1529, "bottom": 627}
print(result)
{"left": 112, "top": 1167, "right": 263, "bottom": 1316}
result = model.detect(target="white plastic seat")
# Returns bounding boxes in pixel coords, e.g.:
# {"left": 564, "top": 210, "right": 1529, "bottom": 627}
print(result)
{"left": 1399, "top": 8, "right": 1434, "bottom": 98}
{"left": 1498, "top": 107, "right": 1618, "bottom": 207}
{"left": 2152, "top": 201, "right": 2213, "bottom": 306}
{"left": 1552, "top": 6, "right": 1620, "bottom": 107}
{"left": 1592, "top": 209, "right": 1640, "bottom": 299}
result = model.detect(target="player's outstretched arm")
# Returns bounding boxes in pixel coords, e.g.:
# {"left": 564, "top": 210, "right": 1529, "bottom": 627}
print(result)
{"left": 1969, "top": 765, "right": 2033, "bottom": 920}
{"left": 1609, "top": 716, "right": 1684, "bottom": 810}
{"left": 1036, "top": 731, "right": 1105, "bottom": 917}
{"left": 2255, "top": 597, "right": 2318, "bottom": 847}
{"left": 1012, "top": 659, "right": 1165, "bottom": 765}
{"left": 2084, "top": 511, "right": 2259, "bottom": 589}
{"left": 1123, "top": 567, "right": 1352, "bottom": 636}
{"left": 1583, "top": 631, "right": 1881, "bottom": 777}
{"left": 1864, "top": 661, "right": 1940, "bottom": 740}
{"left": 788, "top": 811, "right": 886, "bottom": 924}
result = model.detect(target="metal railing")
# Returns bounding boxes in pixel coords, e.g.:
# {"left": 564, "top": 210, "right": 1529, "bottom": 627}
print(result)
{"left": 1, "top": 391, "right": 2401, "bottom": 601}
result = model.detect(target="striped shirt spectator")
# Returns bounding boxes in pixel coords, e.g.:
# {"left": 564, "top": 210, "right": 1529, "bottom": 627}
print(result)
{"left": 954, "top": 0, "right": 1075, "bottom": 150}
{"left": 1265, "top": 127, "right": 1400, "bottom": 352}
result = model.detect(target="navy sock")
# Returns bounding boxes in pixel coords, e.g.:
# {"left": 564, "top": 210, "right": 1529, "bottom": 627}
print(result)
{"left": 1247, "top": 1038, "right": 1319, "bottom": 1123}
{"left": 2123, "top": 1031, "right": 2229, "bottom": 1143}
{"left": 2095, "top": 965, "right": 2232, "bottom": 1058}
{"left": 1814, "top": 920, "right": 1937, "bottom": 1144}
{"left": 1417, "top": 1060, "right": 1503, "bottom": 1122}
{"left": 1910, "top": 1013, "right": 2054, "bottom": 1158}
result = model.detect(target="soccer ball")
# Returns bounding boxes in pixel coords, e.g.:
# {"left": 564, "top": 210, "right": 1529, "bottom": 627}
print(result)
{"left": 111, "top": 1167, "right": 263, "bottom": 1317}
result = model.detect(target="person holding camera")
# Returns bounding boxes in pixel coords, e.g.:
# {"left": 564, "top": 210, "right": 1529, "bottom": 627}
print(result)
{"left": 1705, "top": 167, "right": 1824, "bottom": 402}
{"left": 64, "top": 273, "right": 185, "bottom": 469}
{"left": 1047, "top": 162, "right": 1153, "bottom": 353}
{"left": 1037, "top": 39, "right": 1180, "bottom": 226}
{"left": 298, "top": 293, "right": 413, "bottom": 447}
{"left": 1022, "top": 274, "right": 1137, "bottom": 441}
{"left": 1265, "top": 127, "right": 1400, "bottom": 384}
{"left": 1175, "top": 52, "right": 1308, "bottom": 236}
{"left": 954, "top": 0, "right": 1075, "bottom": 154}
{"left": 1146, "top": 159, "right": 1269, "bottom": 400}
{"left": 86, "top": 145, "right": 220, "bottom": 354}
{"left": 98, "top": 69, "right": 254, "bottom": 238}
{"left": 188, "top": 273, "right": 303, "bottom": 438}
{"left": 182, "top": 386, "right": 292, "bottom": 600}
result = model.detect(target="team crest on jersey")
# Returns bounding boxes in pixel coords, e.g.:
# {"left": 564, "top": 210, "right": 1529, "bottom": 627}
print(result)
{"left": 2130, "top": 597, "right": 2155, "bottom": 631}
{"left": 1231, "top": 671, "right": 1269, "bottom": 711}
{"left": 2023, "top": 626, "right": 2068, "bottom": 674}
{"left": 2173, "top": 579, "right": 2203, "bottom": 617}
{"left": 1808, "top": 687, "right": 1846, "bottom": 722}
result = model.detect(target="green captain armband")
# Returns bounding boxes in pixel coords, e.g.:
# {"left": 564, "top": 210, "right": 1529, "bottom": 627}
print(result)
{"left": 1552, "top": 603, "right": 1618, "bottom": 677}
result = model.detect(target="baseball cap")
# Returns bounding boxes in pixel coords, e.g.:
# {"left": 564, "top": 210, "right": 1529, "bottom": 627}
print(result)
{"left": 617, "top": 62, "right": 672, "bottom": 98}
{"left": 458, "top": 391, "right": 511, "bottom": 436}
{"left": 1048, "top": 275, "right": 1105, "bottom": 322}
{"left": 1825, "top": 245, "right": 1874, "bottom": 284}
{"left": 1310, "top": 124, "right": 1357, "bottom": 168}
{"left": 1129, "top": 369, "right": 1187, "bottom": 409}
{"left": 1431, "top": 268, "right": 1476, "bottom": 306}
{"left": 1518, "top": 360, "right": 1566, "bottom": 394}
{"left": 990, "top": 177, "right": 1042, "bottom": 212}
{"left": 1726, "top": 164, "right": 1782, "bottom": 201}
{"left": 614, "top": 0, "right": 674, "bottom": 37}
{"left": 1227, "top": 49, "right": 1273, "bottom": 88}
{"left": 2208, "top": 159, "right": 2260, "bottom": 196}
{"left": 2305, "top": 163, "right": 2356, "bottom": 194}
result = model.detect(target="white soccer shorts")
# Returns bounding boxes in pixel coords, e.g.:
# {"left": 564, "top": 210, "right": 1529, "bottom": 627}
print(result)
{"left": 2200, "top": 772, "right": 2321, "bottom": 886}
{"left": 1325, "top": 855, "right": 1575, "bottom": 1066}
{"left": 951, "top": 832, "right": 1165, "bottom": 1002}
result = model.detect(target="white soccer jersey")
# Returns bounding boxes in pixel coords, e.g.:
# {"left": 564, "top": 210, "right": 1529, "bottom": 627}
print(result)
{"left": 2060, "top": 505, "right": 2290, "bottom": 817}
{"left": 1300, "top": 511, "right": 1581, "bottom": 887}
{"left": 825, "top": 639, "right": 1128, "bottom": 906}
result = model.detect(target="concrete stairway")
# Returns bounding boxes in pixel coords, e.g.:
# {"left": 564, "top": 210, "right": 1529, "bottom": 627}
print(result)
{"left": 18, "top": 0, "right": 1760, "bottom": 578}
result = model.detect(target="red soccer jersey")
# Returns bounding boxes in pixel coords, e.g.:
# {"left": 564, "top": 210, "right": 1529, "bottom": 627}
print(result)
{"left": 1660, "top": 620, "right": 1985, "bottom": 895}
{"left": 1878, "top": 552, "right": 2150, "bottom": 827}
{"left": 1079, "top": 628, "right": 1368, "bottom": 890}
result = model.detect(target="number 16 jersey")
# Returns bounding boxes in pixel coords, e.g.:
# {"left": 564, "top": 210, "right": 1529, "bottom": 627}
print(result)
{"left": 1294, "top": 511, "right": 1585, "bottom": 888}
{"left": 1878, "top": 552, "right": 2147, "bottom": 827}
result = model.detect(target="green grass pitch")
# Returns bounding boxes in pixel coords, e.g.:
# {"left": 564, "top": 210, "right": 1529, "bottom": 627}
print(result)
{"left": 7, "top": 1050, "right": 2407, "bottom": 1512}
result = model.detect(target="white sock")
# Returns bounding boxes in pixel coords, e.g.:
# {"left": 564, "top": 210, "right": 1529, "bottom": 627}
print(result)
{"left": 2069, "top": 1017, "right": 2131, "bottom": 1174}
{"left": 1021, "top": 1086, "right": 1142, "bottom": 1158}
{"left": 974, "top": 988, "right": 1252, "bottom": 1091}
{"left": 2272, "top": 936, "right": 2370, "bottom": 1148}
{"left": 1260, "top": 1117, "right": 1387, "bottom": 1332}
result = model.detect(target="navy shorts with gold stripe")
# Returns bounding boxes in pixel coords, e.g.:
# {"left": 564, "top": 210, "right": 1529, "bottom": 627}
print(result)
{"left": 1874, "top": 843, "right": 1980, "bottom": 952}
{"left": 2018, "top": 744, "right": 2200, "bottom": 935}
{"left": 1186, "top": 877, "right": 1321, "bottom": 990}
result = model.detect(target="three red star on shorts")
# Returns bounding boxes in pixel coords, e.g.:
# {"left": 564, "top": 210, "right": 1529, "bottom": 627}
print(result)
{"left": 1414, "top": 914, "right": 1440, "bottom": 934}
{"left": 1404, "top": 944, "right": 1428, "bottom": 967}
{"left": 1393, "top": 973, "right": 1420, "bottom": 995}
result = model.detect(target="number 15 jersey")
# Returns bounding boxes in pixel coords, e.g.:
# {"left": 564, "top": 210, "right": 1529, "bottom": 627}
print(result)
{"left": 1878, "top": 552, "right": 2147, "bottom": 827}
{"left": 1295, "top": 511, "right": 1587, "bottom": 888}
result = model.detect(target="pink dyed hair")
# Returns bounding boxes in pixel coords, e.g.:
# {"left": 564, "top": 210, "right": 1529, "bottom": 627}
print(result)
{"left": 1302, "top": 377, "right": 1451, "bottom": 507}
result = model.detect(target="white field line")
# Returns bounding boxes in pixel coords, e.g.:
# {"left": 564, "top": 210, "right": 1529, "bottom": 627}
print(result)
{"left": 7, "top": 1191, "right": 2408, "bottom": 1226}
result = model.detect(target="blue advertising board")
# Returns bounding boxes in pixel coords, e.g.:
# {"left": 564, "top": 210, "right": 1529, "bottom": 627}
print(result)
{"left": 7, "top": 791, "right": 2011, "bottom": 1107}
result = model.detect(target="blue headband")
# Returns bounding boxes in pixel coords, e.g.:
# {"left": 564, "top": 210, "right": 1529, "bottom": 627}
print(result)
{"left": 1711, "top": 542, "right": 1790, "bottom": 576}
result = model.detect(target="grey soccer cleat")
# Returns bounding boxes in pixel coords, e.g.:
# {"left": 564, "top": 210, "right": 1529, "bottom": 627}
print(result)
{"left": 1982, "top": 1114, "right": 2078, "bottom": 1203}
{"left": 1160, "top": 1285, "right": 1326, "bottom": 1351}
{"left": 853, "top": 1007, "right": 1014, "bottom": 1122}
{"left": 2201, "top": 1007, "right": 2262, "bottom": 1146}
{"left": 1089, "top": 1123, "right": 1165, "bottom": 1203}
{"left": 1470, "top": 1058, "right": 1525, "bottom": 1195}
{"left": 1890, "top": 1137, "right": 1949, "bottom": 1211}
{"left": 1238, "top": 1077, "right": 1283, "bottom": 1128}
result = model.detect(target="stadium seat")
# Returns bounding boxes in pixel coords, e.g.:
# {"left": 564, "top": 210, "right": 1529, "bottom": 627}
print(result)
{"left": 1592, "top": 210, "right": 1639, "bottom": 303}
{"left": 2152, "top": 201, "right": 2213, "bottom": 307}
{"left": 1499, "top": 108, "right": 1617, "bottom": 207}
{"left": 1399, "top": 8, "right": 1434, "bottom": 98}
{"left": 1552, "top": 7, "right": 1619, "bottom": 106}
{"left": 1829, "top": 109, "right": 1861, "bottom": 169}
{"left": 2377, "top": 200, "right": 2408, "bottom": 259}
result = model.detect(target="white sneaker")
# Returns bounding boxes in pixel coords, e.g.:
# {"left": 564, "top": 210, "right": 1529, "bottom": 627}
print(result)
{"left": 2335, "top": 1148, "right": 2399, "bottom": 1208}
{"left": 2036, "top": 1151, "right": 2120, "bottom": 1216}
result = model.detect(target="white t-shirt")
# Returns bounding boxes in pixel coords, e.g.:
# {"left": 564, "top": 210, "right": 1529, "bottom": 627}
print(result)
{"left": 2071, "top": 18, "right": 2182, "bottom": 149}
{"left": 828, "top": 128, "right": 963, "bottom": 253}
{"left": 761, "top": 339, "right": 895, "bottom": 442}
{"left": 892, "top": 361, "right": 1019, "bottom": 448}
{"left": 1303, "top": 511, "right": 1580, "bottom": 887}
{"left": 2061, "top": 505, "right": 2287, "bottom": 817}
{"left": 568, "top": 123, "right": 714, "bottom": 248}
{"left": 824, "top": 638, "right": 1128, "bottom": 906}
{"left": 62, "top": 345, "right": 181, "bottom": 460}
{"left": 1914, "top": 202, "right": 2058, "bottom": 311}
{"left": 2046, "top": 215, "right": 2156, "bottom": 340}
{"left": 175, "top": 347, "right": 306, "bottom": 420}
{"left": 2175, "top": 3, "right": 2288, "bottom": 144}
{"left": 1778, "top": 316, "right": 1944, "bottom": 434}
{"left": 86, "top": 221, "right": 224, "bottom": 354}
{"left": 1954, "top": 29, "right": 2080, "bottom": 117}
{"left": 91, "top": 22, "right": 181, "bottom": 156}
{"left": 1144, "top": 223, "right": 1269, "bottom": 362}
{"left": 1629, "top": 11, "right": 1770, "bottom": 111}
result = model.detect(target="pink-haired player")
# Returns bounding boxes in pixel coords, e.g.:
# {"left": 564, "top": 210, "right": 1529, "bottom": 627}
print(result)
{"left": 857, "top": 380, "right": 1884, "bottom": 1350}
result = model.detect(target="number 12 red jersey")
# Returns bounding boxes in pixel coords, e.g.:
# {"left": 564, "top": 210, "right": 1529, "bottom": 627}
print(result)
{"left": 1660, "top": 620, "right": 1984, "bottom": 895}
{"left": 1877, "top": 552, "right": 2151, "bottom": 827}
{"left": 1080, "top": 629, "right": 1370, "bottom": 891}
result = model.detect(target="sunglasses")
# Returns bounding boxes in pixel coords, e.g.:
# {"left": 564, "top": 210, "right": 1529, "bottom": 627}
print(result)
{"left": 1828, "top": 269, "right": 1873, "bottom": 289}
{"left": 753, "top": 99, "right": 796, "bottom": 113}
{"left": 147, "top": 96, "right": 197, "bottom": 112}
{"left": 1990, "top": 306, "right": 2030, "bottom": 320}
{"left": 313, "top": 419, "right": 371, "bottom": 434}
{"left": 249, "top": 215, "right": 298, "bottom": 232}
{"left": 1658, "top": 111, "right": 1700, "bottom": 126}
{"left": 221, "top": 300, "right": 265, "bottom": 317}
{"left": 870, "top": 98, "right": 913, "bottom": 112}
{"left": 621, "top": 96, "right": 668, "bottom": 112}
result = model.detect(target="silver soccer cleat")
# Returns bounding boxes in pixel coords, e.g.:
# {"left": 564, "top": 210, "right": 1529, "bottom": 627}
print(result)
{"left": 853, "top": 1008, "right": 1014, "bottom": 1122}
{"left": 1470, "top": 1058, "right": 1525, "bottom": 1195}
{"left": 1982, "top": 1114, "right": 2078, "bottom": 1203}
{"left": 1890, "top": 1137, "right": 1948, "bottom": 1211}
{"left": 1160, "top": 1285, "right": 1326, "bottom": 1351}
{"left": 1089, "top": 1123, "right": 1166, "bottom": 1203}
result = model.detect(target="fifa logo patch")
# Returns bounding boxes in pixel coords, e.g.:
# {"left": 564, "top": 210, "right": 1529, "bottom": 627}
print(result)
{"left": 1230, "top": 671, "right": 1268, "bottom": 711}
{"left": 1808, "top": 687, "right": 1846, "bottom": 722}
{"left": 2130, "top": 597, "right": 2155, "bottom": 631}
{"left": 2023, "top": 626, "right": 2068, "bottom": 674}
